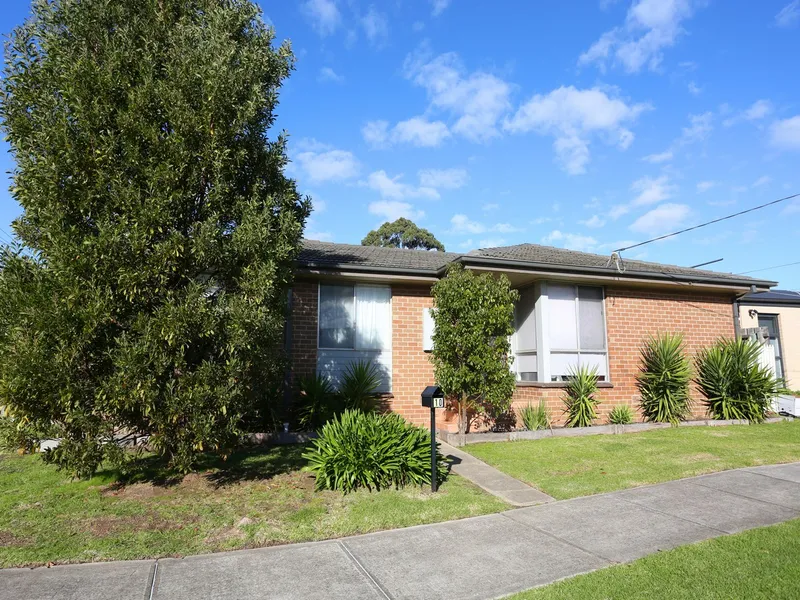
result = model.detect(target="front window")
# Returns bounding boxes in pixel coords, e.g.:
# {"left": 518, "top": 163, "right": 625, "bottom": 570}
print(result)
{"left": 512, "top": 283, "right": 608, "bottom": 383}
{"left": 317, "top": 284, "right": 392, "bottom": 392}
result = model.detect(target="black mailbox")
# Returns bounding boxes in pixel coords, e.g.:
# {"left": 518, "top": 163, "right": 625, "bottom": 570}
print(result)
{"left": 421, "top": 385, "right": 445, "bottom": 409}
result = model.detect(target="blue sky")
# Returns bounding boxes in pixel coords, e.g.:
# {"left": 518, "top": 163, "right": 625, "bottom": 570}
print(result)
{"left": 2, "top": 1, "right": 800, "bottom": 287}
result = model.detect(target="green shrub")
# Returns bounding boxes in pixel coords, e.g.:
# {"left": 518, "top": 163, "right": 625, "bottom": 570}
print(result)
{"left": 562, "top": 365, "right": 599, "bottom": 428}
{"left": 636, "top": 333, "right": 692, "bottom": 424}
{"left": 296, "top": 374, "right": 341, "bottom": 431}
{"left": 695, "top": 338, "right": 780, "bottom": 423}
{"left": 303, "top": 410, "right": 444, "bottom": 492}
{"left": 608, "top": 405, "right": 634, "bottom": 425}
{"left": 520, "top": 401, "right": 551, "bottom": 431}
{"left": 339, "top": 361, "right": 383, "bottom": 413}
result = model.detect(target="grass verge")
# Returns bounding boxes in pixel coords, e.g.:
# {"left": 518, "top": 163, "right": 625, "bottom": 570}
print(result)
{"left": 0, "top": 445, "right": 506, "bottom": 568}
{"left": 466, "top": 420, "right": 800, "bottom": 500}
{"left": 510, "top": 518, "right": 800, "bottom": 599}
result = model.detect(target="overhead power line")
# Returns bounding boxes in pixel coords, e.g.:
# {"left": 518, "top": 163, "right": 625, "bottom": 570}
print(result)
{"left": 613, "top": 192, "right": 799, "bottom": 254}
{"left": 737, "top": 261, "right": 800, "bottom": 275}
{"left": 689, "top": 258, "right": 723, "bottom": 269}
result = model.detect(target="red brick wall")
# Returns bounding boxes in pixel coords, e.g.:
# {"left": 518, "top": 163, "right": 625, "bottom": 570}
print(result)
{"left": 510, "top": 287, "right": 736, "bottom": 427}
{"left": 290, "top": 281, "right": 318, "bottom": 381}
{"left": 289, "top": 279, "right": 736, "bottom": 431}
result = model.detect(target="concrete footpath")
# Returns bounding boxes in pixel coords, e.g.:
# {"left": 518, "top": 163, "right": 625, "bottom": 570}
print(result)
{"left": 441, "top": 442, "right": 555, "bottom": 506}
{"left": 3, "top": 463, "right": 800, "bottom": 600}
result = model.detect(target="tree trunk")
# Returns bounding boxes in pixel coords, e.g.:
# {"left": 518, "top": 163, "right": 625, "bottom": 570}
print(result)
{"left": 458, "top": 393, "right": 467, "bottom": 447}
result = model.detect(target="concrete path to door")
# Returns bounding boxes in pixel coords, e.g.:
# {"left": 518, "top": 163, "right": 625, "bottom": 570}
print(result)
{"left": 441, "top": 441, "right": 555, "bottom": 506}
{"left": 3, "top": 463, "right": 800, "bottom": 600}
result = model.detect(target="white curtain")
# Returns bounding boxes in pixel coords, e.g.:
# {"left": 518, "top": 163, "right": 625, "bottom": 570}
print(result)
{"left": 355, "top": 285, "right": 392, "bottom": 350}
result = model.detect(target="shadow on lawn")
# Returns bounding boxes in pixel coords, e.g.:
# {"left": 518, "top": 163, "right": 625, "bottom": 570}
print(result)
{"left": 103, "top": 444, "right": 309, "bottom": 490}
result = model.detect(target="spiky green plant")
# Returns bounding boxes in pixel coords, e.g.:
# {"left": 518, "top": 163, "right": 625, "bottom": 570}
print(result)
{"left": 608, "top": 405, "right": 634, "bottom": 425}
{"left": 562, "top": 365, "right": 599, "bottom": 428}
{"left": 296, "top": 373, "right": 341, "bottom": 431}
{"left": 520, "top": 401, "right": 551, "bottom": 431}
{"left": 636, "top": 333, "right": 692, "bottom": 424}
{"left": 303, "top": 410, "right": 445, "bottom": 493}
{"left": 339, "top": 361, "right": 383, "bottom": 413}
{"left": 695, "top": 338, "right": 780, "bottom": 423}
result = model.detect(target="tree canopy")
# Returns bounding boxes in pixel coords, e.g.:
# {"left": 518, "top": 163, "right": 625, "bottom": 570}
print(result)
{"left": 362, "top": 218, "right": 445, "bottom": 251}
{"left": 0, "top": 0, "right": 309, "bottom": 477}
{"left": 430, "top": 264, "right": 518, "bottom": 438}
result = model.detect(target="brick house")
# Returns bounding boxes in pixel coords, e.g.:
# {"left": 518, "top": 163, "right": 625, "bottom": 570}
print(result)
{"left": 290, "top": 240, "right": 776, "bottom": 432}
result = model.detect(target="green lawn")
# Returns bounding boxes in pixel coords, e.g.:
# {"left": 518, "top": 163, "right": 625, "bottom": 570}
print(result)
{"left": 0, "top": 445, "right": 506, "bottom": 568}
{"left": 466, "top": 420, "right": 800, "bottom": 500}
{"left": 510, "top": 518, "right": 800, "bottom": 599}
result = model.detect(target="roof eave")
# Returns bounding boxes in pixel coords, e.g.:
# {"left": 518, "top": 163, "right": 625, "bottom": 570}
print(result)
{"left": 453, "top": 255, "right": 776, "bottom": 291}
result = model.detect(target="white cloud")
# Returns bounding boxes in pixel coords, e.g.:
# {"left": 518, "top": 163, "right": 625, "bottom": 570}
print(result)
{"left": 492, "top": 223, "right": 524, "bottom": 233}
{"left": 361, "top": 6, "right": 388, "bottom": 46}
{"left": 580, "top": 215, "right": 606, "bottom": 228}
{"left": 404, "top": 48, "right": 512, "bottom": 142}
{"left": 696, "top": 180, "right": 718, "bottom": 193}
{"left": 769, "top": 116, "right": 800, "bottom": 150}
{"left": 450, "top": 214, "right": 486, "bottom": 234}
{"left": 642, "top": 150, "right": 673, "bottom": 163}
{"left": 392, "top": 117, "right": 451, "bottom": 147}
{"left": 295, "top": 140, "right": 359, "bottom": 182}
{"left": 368, "top": 201, "right": 425, "bottom": 222}
{"left": 482, "top": 203, "right": 500, "bottom": 212}
{"left": 504, "top": 86, "right": 649, "bottom": 174}
{"left": 302, "top": 0, "right": 341, "bottom": 36}
{"left": 362, "top": 117, "right": 450, "bottom": 148}
{"left": 418, "top": 168, "right": 468, "bottom": 190}
{"left": 611, "top": 175, "right": 675, "bottom": 218}
{"left": 753, "top": 175, "right": 772, "bottom": 187}
{"left": 783, "top": 200, "right": 800, "bottom": 215}
{"left": 776, "top": 1, "right": 800, "bottom": 27}
{"left": 579, "top": 0, "right": 697, "bottom": 73}
{"left": 318, "top": 67, "right": 344, "bottom": 84}
{"left": 629, "top": 203, "right": 691, "bottom": 234}
{"left": 530, "top": 216, "right": 555, "bottom": 225}
{"left": 541, "top": 230, "right": 599, "bottom": 252}
{"left": 361, "top": 120, "right": 389, "bottom": 147}
{"left": 431, "top": 0, "right": 452, "bottom": 16}
{"left": 364, "top": 170, "right": 439, "bottom": 200}
{"left": 478, "top": 238, "right": 507, "bottom": 248}
{"left": 412, "top": 21, "right": 425, "bottom": 32}
{"left": 680, "top": 112, "right": 713, "bottom": 143}
{"left": 687, "top": 81, "right": 701, "bottom": 96}
{"left": 723, "top": 100, "right": 773, "bottom": 127}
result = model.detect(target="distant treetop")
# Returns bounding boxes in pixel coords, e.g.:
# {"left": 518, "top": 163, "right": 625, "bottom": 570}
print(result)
{"left": 361, "top": 218, "right": 445, "bottom": 251}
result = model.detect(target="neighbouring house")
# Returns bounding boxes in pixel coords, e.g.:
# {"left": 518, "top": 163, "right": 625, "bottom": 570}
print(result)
{"left": 738, "top": 289, "right": 800, "bottom": 389}
{"left": 290, "top": 240, "right": 776, "bottom": 431}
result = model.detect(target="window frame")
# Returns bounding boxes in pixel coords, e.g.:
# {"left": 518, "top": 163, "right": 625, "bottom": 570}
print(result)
{"left": 316, "top": 283, "right": 392, "bottom": 352}
{"left": 758, "top": 313, "right": 784, "bottom": 382}
{"left": 512, "top": 282, "right": 610, "bottom": 383}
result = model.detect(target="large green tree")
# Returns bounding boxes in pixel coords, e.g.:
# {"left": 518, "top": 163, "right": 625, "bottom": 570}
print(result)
{"left": 0, "top": 0, "right": 309, "bottom": 477}
{"left": 430, "top": 264, "right": 517, "bottom": 441}
{"left": 362, "top": 218, "right": 445, "bottom": 251}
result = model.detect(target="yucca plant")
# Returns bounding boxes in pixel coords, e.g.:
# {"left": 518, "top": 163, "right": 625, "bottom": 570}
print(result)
{"left": 303, "top": 410, "right": 445, "bottom": 492}
{"left": 608, "top": 405, "right": 634, "bottom": 425}
{"left": 695, "top": 338, "right": 780, "bottom": 423}
{"left": 296, "top": 373, "right": 341, "bottom": 430}
{"left": 339, "top": 361, "right": 383, "bottom": 413}
{"left": 636, "top": 333, "right": 692, "bottom": 424}
{"left": 562, "top": 365, "right": 599, "bottom": 428}
{"left": 519, "top": 401, "right": 551, "bottom": 431}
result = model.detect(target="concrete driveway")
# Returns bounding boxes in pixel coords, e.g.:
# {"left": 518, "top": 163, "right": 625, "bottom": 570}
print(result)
{"left": 3, "top": 462, "right": 800, "bottom": 600}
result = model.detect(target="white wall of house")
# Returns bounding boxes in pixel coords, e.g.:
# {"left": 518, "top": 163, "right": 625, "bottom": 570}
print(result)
{"left": 740, "top": 304, "right": 800, "bottom": 389}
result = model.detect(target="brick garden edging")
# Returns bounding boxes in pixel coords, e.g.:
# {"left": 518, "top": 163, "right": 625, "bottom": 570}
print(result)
{"left": 437, "top": 417, "right": 792, "bottom": 447}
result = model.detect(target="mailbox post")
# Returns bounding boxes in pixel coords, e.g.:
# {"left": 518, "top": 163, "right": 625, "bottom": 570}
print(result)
{"left": 421, "top": 385, "right": 445, "bottom": 492}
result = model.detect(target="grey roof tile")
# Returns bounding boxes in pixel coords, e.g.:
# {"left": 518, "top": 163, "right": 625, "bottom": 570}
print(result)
{"left": 298, "top": 240, "right": 775, "bottom": 287}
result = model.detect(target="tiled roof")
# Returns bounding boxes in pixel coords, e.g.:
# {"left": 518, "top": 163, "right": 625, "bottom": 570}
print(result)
{"left": 740, "top": 289, "right": 800, "bottom": 304}
{"left": 470, "top": 243, "right": 770, "bottom": 284}
{"left": 299, "top": 240, "right": 458, "bottom": 273}
{"left": 298, "top": 239, "right": 776, "bottom": 288}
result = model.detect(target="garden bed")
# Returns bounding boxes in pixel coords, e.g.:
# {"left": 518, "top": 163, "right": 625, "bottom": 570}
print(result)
{"left": 438, "top": 417, "right": 792, "bottom": 446}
